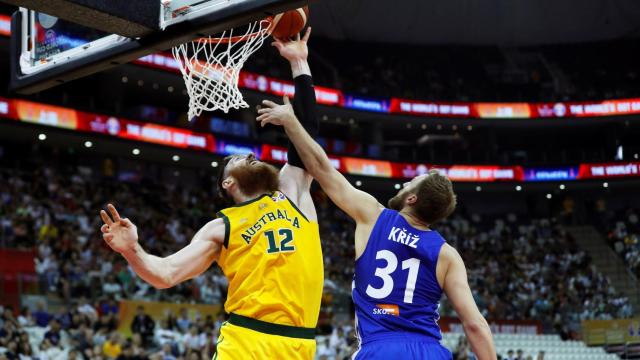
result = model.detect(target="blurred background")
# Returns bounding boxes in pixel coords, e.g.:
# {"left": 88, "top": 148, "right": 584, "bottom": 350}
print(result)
{"left": 0, "top": 1, "right": 640, "bottom": 359}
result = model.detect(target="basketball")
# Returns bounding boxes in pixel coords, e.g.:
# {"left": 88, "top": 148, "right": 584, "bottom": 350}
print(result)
{"left": 269, "top": 6, "right": 309, "bottom": 39}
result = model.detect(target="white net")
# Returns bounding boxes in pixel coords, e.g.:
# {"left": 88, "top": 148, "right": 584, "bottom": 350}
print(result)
{"left": 172, "top": 19, "right": 271, "bottom": 119}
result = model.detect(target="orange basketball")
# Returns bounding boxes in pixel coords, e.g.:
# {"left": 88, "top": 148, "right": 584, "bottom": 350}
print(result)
{"left": 269, "top": 7, "right": 309, "bottom": 39}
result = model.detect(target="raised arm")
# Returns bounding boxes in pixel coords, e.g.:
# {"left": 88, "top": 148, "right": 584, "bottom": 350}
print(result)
{"left": 100, "top": 204, "right": 224, "bottom": 289}
{"left": 439, "top": 244, "right": 496, "bottom": 360}
{"left": 257, "top": 101, "right": 383, "bottom": 225}
{"left": 271, "top": 28, "right": 318, "bottom": 220}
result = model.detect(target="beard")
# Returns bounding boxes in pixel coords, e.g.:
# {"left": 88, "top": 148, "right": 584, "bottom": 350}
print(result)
{"left": 228, "top": 161, "right": 280, "bottom": 197}
{"left": 388, "top": 190, "right": 409, "bottom": 211}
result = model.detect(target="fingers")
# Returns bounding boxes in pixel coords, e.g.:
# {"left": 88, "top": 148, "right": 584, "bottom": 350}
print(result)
{"left": 257, "top": 107, "right": 271, "bottom": 115}
{"left": 101, "top": 224, "right": 110, "bottom": 234}
{"left": 302, "top": 27, "right": 311, "bottom": 43}
{"left": 103, "top": 233, "right": 114, "bottom": 243}
{"left": 256, "top": 114, "right": 274, "bottom": 128}
{"left": 261, "top": 100, "right": 279, "bottom": 109}
{"left": 295, "top": 33, "right": 301, "bottom": 42}
{"left": 120, "top": 218, "right": 133, "bottom": 228}
{"left": 100, "top": 210, "right": 114, "bottom": 226}
{"left": 283, "top": 96, "right": 291, "bottom": 105}
{"left": 271, "top": 41, "right": 284, "bottom": 51}
{"left": 107, "top": 204, "right": 121, "bottom": 222}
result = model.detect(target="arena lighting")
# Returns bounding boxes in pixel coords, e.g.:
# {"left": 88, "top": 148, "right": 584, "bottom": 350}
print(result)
{"left": 421, "top": 124, "right": 427, "bottom": 130}
{"left": 137, "top": 80, "right": 144, "bottom": 87}
{"left": 559, "top": 184, "right": 566, "bottom": 190}
{"left": 635, "top": 153, "right": 639, "bottom": 160}
{"left": 37, "top": 133, "right": 46, "bottom": 141}
{"left": 516, "top": 186, "right": 522, "bottom": 192}
{"left": 84, "top": 141, "right": 93, "bottom": 148}
{"left": 174, "top": 171, "right": 180, "bottom": 177}
{"left": 168, "top": 86, "right": 174, "bottom": 93}
{"left": 211, "top": 161, "right": 219, "bottom": 168}
{"left": 355, "top": 180, "right": 362, "bottom": 187}
{"left": 475, "top": 186, "right": 482, "bottom": 192}
{"left": 467, "top": 125, "right": 473, "bottom": 131}
{"left": 394, "top": 184, "right": 401, "bottom": 190}
{"left": 172, "top": 155, "right": 180, "bottom": 162}
{"left": 546, "top": 193, "right": 552, "bottom": 199}
{"left": 121, "top": 76, "right": 128, "bottom": 83}
{"left": 132, "top": 148, "right": 141, "bottom": 155}
{"left": 603, "top": 182, "right": 609, "bottom": 188}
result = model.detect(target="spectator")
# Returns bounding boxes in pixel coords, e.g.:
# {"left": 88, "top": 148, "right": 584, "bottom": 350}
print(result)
{"left": 102, "top": 332, "right": 122, "bottom": 359}
{"left": 77, "top": 298, "right": 98, "bottom": 323}
{"left": 182, "top": 326, "right": 206, "bottom": 354}
{"left": 176, "top": 309, "right": 191, "bottom": 333}
{"left": 16, "top": 308, "right": 34, "bottom": 328}
{"left": 103, "top": 275, "right": 124, "bottom": 300}
{"left": 536, "top": 350, "right": 545, "bottom": 360}
{"left": 153, "top": 343, "right": 177, "bottom": 360}
{"left": 130, "top": 306, "right": 154, "bottom": 347}
{"left": 32, "top": 302, "right": 51, "bottom": 328}
{"left": 43, "top": 319, "right": 62, "bottom": 347}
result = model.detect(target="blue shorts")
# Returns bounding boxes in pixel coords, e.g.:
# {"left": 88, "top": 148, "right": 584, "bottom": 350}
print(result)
{"left": 353, "top": 337, "right": 452, "bottom": 360}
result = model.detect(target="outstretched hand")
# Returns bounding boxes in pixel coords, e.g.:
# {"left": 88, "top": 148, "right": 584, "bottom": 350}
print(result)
{"left": 100, "top": 204, "right": 139, "bottom": 254}
{"left": 272, "top": 27, "right": 311, "bottom": 62}
{"left": 257, "top": 96, "right": 298, "bottom": 128}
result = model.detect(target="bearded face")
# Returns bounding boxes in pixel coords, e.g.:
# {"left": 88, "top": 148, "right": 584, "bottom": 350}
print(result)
{"left": 388, "top": 187, "right": 410, "bottom": 211}
{"left": 221, "top": 154, "right": 280, "bottom": 201}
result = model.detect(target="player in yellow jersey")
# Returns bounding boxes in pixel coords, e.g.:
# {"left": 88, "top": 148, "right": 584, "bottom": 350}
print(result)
{"left": 98, "top": 28, "right": 324, "bottom": 360}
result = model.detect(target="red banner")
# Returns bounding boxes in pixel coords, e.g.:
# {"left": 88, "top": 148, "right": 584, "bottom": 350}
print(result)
{"left": 0, "top": 15, "right": 10, "bottom": 37}
{"left": 3, "top": 97, "right": 640, "bottom": 183}
{"left": 578, "top": 162, "right": 640, "bottom": 179}
{"left": 239, "top": 72, "right": 343, "bottom": 106}
{"left": 439, "top": 317, "right": 542, "bottom": 335}
{"left": 389, "top": 99, "right": 473, "bottom": 117}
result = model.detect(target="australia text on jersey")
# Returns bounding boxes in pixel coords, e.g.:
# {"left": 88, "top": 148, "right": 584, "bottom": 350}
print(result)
{"left": 388, "top": 227, "right": 420, "bottom": 249}
{"left": 241, "top": 209, "right": 301, "bottom": 244}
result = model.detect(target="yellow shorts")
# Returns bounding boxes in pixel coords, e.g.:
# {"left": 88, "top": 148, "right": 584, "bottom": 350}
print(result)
{"left": 214, "top": 314, "right": 316, "bottom": 360}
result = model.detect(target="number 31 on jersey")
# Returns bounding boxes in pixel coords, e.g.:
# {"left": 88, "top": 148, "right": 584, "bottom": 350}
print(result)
{"left": 366, "top": 250, "right": 421, "bottom": 304}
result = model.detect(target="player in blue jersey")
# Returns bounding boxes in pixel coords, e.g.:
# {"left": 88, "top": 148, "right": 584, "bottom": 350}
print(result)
{"left": 257, "top": 98, "right": 496, "bottom": 359}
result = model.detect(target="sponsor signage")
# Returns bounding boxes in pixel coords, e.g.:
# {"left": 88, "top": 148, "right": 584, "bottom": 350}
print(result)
{"left": 524, "top": 167, "right": 579, "bottom": 182}
{"left": 0, "top": 22, "right": 638, "bottom": 121}
{"left": 216, "top": 140, "right": 262, "bottom": 157}
{"left": 2, "top": 98, "right": 640, "bottom": 183}
{"left": 578, "top": 162, "right": 640, "bottom": 179}
{"left": 582, "top": 318, "right": 640, "bottom": 346}
{"left": 344, "top": 96, "right": 390, "bottom": 113}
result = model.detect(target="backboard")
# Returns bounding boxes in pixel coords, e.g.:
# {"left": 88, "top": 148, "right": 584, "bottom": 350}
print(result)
{"left": 10, "top": 0, "right": 309, "bottom": 94}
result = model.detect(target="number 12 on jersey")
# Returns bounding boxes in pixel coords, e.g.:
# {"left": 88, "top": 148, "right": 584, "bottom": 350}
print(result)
{"left": 265, "top": 228, "right": 295, "bottom": 254}
{"left": 365, "top": 250, "right": 421, "bottom": 304}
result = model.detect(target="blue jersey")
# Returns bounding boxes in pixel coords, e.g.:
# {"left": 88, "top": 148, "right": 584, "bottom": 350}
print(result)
{"left": 353, "top": 209, "right": 446, "bottom": 345}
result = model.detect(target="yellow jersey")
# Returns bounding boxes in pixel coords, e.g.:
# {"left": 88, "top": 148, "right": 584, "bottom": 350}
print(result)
{"left": 216, "top": 191, "right": 324, "bottom": 328}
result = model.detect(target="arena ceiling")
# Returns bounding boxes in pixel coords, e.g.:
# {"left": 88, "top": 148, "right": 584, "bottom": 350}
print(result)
{"left": 309, "top": 0, "right": 640, "bottom": 46}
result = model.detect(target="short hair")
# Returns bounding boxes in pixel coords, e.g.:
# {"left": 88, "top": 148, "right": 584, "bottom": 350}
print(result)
{"left": 414, "top": 170, "right": 457, "bottom": 225}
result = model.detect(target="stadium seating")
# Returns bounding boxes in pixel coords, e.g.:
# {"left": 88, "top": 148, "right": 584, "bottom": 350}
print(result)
{"left": 441, "top": 332, "right": 617, "bottom": 360}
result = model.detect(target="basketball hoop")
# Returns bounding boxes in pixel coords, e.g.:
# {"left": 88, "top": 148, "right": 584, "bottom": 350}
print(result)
{"left": 172, "top": 18, "right": 272, "bottom": 118}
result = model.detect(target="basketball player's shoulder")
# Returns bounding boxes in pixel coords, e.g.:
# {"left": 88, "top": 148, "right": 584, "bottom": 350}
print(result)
{"left": 437, "top": 243, "right": 462, "bottom": 266}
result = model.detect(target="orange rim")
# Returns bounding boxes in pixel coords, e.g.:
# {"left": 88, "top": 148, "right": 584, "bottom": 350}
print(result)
{"left": 195, "top": 18, "right": 273, "bottom": 44}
